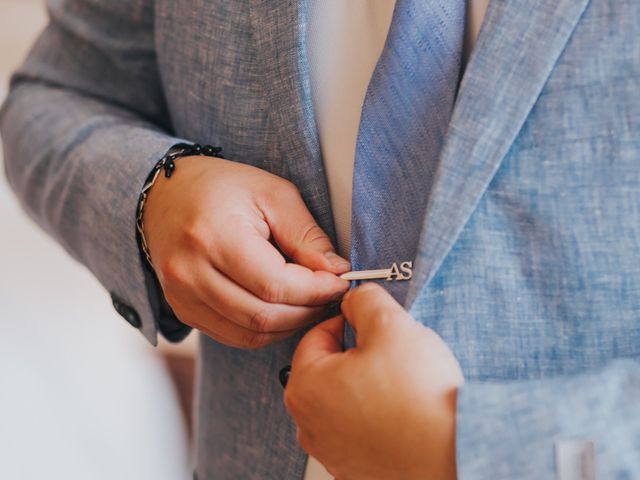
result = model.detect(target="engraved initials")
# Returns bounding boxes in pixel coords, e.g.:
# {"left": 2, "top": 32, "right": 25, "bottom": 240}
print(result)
{"left": 386, "top": 261, "right": 413, "bottom": 281}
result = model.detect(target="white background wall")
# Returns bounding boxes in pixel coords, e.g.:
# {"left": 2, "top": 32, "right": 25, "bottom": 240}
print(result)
{"left": 0, "top": 2, "right": 191, "bottom": 478}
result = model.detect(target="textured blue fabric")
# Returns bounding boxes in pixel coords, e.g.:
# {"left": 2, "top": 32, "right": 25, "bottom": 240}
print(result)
{"left": 2, "top": 0, "right": 640, "bottom": 478}
{"left": 351, "top": 1, "right": 465, "bottom": 304}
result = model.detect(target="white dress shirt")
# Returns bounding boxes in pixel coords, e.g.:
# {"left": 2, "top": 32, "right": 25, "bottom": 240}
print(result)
{"left": 304, "top": 1, "right": 489, "bottom": 478}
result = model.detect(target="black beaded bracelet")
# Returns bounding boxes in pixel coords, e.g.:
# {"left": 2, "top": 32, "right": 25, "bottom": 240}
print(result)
{"left": 136, "top": 143, "right": 224, "bottom": 268}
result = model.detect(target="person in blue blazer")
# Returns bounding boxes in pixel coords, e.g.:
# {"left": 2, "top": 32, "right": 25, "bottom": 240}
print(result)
{"left": 1, "top": 0, "right": 638, "bottom": 478}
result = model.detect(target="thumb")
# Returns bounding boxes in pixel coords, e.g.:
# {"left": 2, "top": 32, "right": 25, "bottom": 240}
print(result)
{"left": 341, "top": 283, "right": 411, "bottom": 348}
{"left": 263, "top": 186, "right": 351, "bottom": 274}
{"left": 292, "top": 315, "right": 344, "bottom": 372}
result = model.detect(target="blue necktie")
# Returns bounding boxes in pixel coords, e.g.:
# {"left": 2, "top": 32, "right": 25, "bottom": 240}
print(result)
{"left": 350, "top": 1, "right": 466, "bottom": 304}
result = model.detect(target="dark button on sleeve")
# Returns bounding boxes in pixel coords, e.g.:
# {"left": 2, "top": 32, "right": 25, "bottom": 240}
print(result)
{"left": 110, "top": 292, "right": 142, "bottom": 329}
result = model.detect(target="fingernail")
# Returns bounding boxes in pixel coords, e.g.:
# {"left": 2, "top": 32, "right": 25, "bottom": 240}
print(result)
{"left": 324, "top": 251, "right": 351, "bottom": 270}
{"left": 279, "top": 365, "right": 291, "bottom": 388}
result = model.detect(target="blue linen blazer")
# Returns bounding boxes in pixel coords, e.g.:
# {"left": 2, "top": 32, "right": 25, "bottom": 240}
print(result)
{"left": 1, "top": 0, "right": 639, "bottom": 478}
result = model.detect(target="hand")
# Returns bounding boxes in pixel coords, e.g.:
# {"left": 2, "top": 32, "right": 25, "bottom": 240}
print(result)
{"left": 285, "top": 283, "right": 464, "bottom": 480}
{"left": 143, "top": 155, "right": 350, "bottom": 348}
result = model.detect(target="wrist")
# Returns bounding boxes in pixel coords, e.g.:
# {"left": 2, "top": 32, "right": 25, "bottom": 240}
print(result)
{"left": 413, "top": 386, "right": 459, "bottom": 480}
{"left": 136, "top": 143, "right": 223, "bottom": 268}
{"left": 446, "top": 387, "right": 459, "bottom": 480}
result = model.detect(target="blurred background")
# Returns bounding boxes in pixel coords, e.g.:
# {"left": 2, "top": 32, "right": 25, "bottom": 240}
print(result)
{"left": 0, "top": 1, "right": 196, "bottom": 478}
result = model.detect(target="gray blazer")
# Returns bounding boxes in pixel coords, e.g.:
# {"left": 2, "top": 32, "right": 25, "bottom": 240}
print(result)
{"left": 2, "top": 0, "right": 639, "bottom": 478}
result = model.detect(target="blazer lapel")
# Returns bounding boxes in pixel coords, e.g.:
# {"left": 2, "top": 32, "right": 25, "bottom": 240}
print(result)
{"left": 405, "top": 0, "right": 591, "bottom": 308}
{"left": 248, "top": 0, "right": 336, "bottom": 241}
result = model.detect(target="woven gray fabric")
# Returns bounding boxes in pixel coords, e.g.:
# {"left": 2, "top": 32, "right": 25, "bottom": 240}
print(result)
{"left": 2, "top": 0, "right": 639, "bottom": 478}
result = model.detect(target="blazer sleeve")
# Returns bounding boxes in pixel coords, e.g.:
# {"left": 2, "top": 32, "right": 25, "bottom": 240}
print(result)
{"left": 0, "top": 0, "right": 190, "bottom": 344}
{"left": 455, "top": 358, "right": 640, "bottom": 478}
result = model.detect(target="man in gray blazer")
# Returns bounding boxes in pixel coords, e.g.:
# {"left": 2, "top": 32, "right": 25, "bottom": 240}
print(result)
{"left": 2, "top": 0, "right": 639, "bottom": 479}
